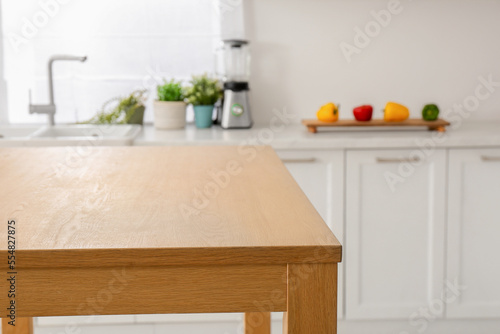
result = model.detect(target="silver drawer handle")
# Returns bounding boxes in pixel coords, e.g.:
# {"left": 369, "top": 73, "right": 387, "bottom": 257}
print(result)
{"left": 376, "top": 157, "right": 421, "bottom": 163}
{"left": 281, "top": 158, "right": 317, "bottom": 163}
{"left": 481, "top": 156, "right": 500, "bottom": 162}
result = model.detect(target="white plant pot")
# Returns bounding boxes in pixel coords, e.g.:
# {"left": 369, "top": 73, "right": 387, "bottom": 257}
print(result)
{"left": 153, "top": 100, "right": 187, "bottom": 130}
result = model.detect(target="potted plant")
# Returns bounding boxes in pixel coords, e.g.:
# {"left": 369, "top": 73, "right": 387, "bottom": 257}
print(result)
{"left": 82, "top": 90, "right": 147, "bottom": 125}
{"left": 184, "top": 74, "right": 222, "bottom": 128}
{"left": 154, "top": 79, "right": 187, "bottom": 130}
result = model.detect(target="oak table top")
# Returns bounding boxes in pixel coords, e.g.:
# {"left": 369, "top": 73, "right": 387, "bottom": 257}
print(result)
{"left": 0, "top": 146, "right": 341, "bottom": 269}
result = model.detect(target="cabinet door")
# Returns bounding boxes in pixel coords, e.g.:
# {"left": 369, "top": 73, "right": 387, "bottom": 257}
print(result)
{"left": 345, "top": 149, "right": 447, "bottom": 319}
{"left": 276, "top": 150, "right": 344, "bottom": 319}
{"left": 447, "top": 149, "right": 500, "bottom": 318}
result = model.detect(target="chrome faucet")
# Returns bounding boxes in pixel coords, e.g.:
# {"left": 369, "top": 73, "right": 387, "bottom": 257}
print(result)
{"left": 29, "top": 55, "right": 87, "bottom": 125}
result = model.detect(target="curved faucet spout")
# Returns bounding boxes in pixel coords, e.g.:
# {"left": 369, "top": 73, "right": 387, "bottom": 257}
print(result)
{"left": 49, "top": 55, "right": 88, "bottom": 63}
{"left": 48, "top": 55, "right": 87, "bottom": 106}
{"left": 30, "top": 54, "right": 87, "bottom": 126}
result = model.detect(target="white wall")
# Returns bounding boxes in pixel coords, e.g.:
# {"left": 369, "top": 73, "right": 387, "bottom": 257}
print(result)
{"left": 5, "top": 0, "right": 498, "bottom": 126}
{"left": 245, "top": 0, "right": 500, "bottom": 125}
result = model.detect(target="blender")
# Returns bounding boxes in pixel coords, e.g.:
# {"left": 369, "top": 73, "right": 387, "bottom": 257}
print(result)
{"left": 218, "top": 39, "right": 253, "bottom": 129}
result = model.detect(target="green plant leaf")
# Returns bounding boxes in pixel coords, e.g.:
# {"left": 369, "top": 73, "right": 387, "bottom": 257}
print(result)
{"left": 157, "top": 79, "right": 184, "bottom": 102}
{"left": 183, "top": 74, "right": 222, "bottom": 106}
{"left": 79, "top": 90, "right": 147, "bottom": 125}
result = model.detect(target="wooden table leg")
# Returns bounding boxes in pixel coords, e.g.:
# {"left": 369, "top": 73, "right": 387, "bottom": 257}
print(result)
{"left": 284, "top": 263, "right": 337, "bottom": 333}
{"left": 2, "top": 318, "right": 33, "bottom": 334}
{"left": 245, "top": 312, "right": 270, "bottom": 334}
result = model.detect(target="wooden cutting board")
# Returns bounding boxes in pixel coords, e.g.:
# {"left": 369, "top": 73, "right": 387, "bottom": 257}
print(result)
{"left": 302, "top": 118, "right": 450, "bottom": 133}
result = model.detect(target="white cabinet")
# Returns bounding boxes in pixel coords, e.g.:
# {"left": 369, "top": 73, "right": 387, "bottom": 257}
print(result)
{"left": 345, "top": 149, "right": 447, "bottom": 319}
{"left": 276, "top": 149, "right": 344, "bottom": 318}
{"left": 447, "top": 149, "right": 500, "bottom": 318}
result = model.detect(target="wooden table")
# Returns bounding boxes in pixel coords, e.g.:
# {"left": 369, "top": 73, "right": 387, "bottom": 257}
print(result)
{"left": 0, "top": 146, "right": 342, "bottom": 334}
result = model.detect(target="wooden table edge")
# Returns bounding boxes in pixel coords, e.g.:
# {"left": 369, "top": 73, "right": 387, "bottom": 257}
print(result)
{"left": 0, "top": 245, "right": 342, "bottom": 269}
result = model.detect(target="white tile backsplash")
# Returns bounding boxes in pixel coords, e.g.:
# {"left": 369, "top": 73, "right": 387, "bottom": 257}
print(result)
{"left": 2, "top": 0, "right": 220, "bottom": 124}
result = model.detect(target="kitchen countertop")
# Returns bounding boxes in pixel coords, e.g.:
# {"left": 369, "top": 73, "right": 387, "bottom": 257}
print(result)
{"left": 134, "top": 121, "right": 500, "bottom": 149}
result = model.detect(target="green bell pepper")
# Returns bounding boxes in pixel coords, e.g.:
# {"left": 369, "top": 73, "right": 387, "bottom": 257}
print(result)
{"left": 422, "top": 104, "right": 440, "bottom": 121}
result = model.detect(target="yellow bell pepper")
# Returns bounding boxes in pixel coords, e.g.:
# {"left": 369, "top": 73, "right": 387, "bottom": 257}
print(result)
{"left": 384, "top": 102, "right": 409, "bottom": 122}
{"left": 317, "top": 103, "right": 339, "bottom": 122}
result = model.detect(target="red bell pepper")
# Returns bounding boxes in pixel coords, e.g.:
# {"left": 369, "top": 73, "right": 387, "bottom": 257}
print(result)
{"left": 353, "top": 105, "right": 373, "bottom": 121}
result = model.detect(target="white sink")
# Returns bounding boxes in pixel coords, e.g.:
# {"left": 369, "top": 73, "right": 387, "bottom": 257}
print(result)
{"left": 0, "top": 126, "right": 40, "bottom": 138}
{"left": 0, "top": 124, "right": 141, "bottom": 146}
{"left": 0, "top": 126, "right": 41, "bottom": 146}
